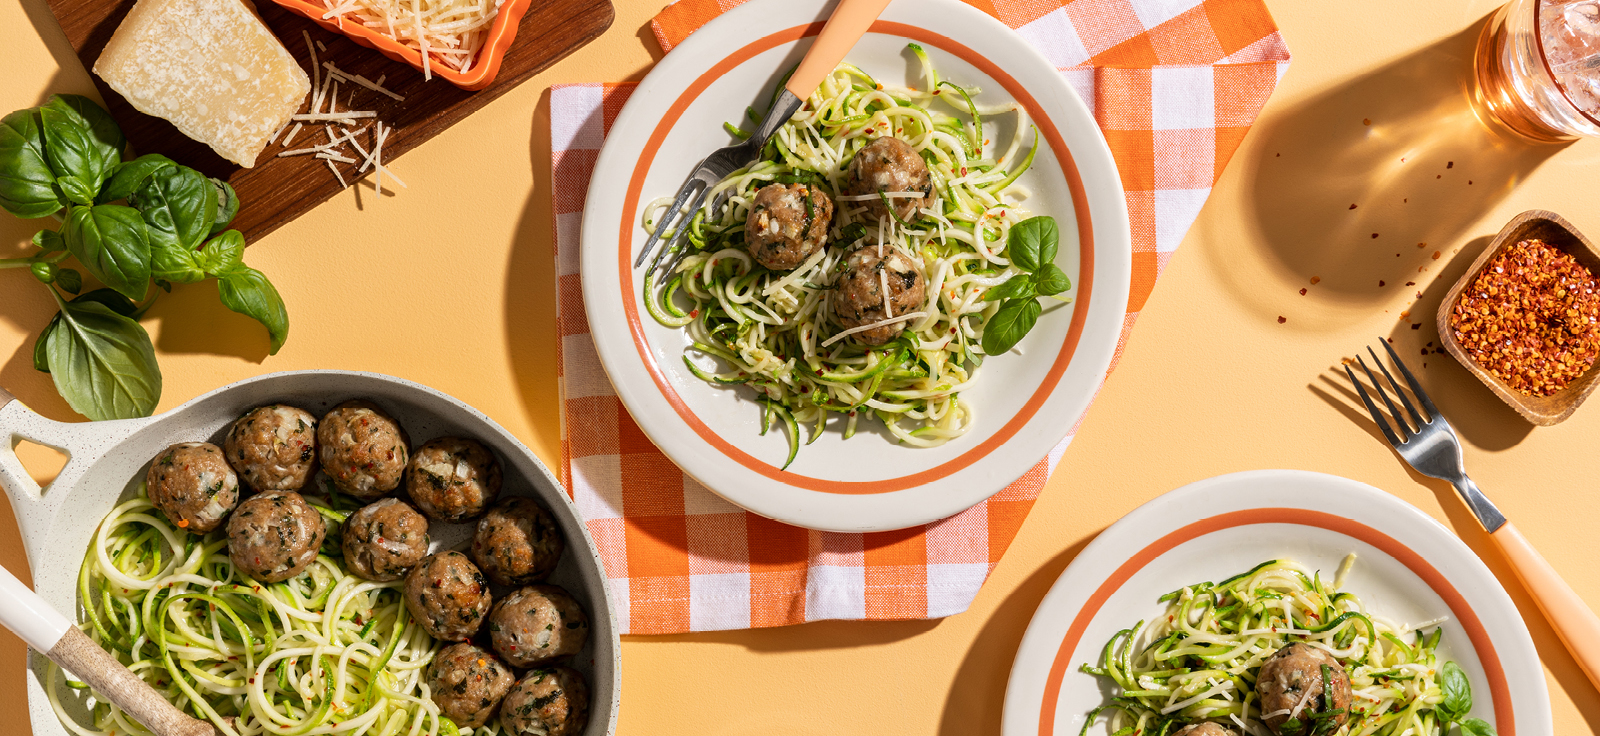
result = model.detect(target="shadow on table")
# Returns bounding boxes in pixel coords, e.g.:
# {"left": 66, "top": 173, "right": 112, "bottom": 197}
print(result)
{"left": 1211, "top": 15, "right": 1565, "bottom": 331}
{"left": 936, "top": 533, "right": 1097, "bottom": 736}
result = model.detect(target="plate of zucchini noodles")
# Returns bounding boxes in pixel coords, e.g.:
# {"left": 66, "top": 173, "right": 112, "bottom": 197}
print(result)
{"left": 579, "top": 0, "right": 1132, "bottom": 533}
{"left": 1001, "top": 470, "right": 1551, "bottom": 736}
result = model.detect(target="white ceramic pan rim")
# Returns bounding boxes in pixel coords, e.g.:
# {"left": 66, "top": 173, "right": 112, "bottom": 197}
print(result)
{"left": 0, "top": 371, "right": 620, "bottom": 736}
{"left": 579, "top": 0, "right": 1132, "bottom": 533}
{"left": 1001, "top": 469, "right": 1550, "bottom": 736}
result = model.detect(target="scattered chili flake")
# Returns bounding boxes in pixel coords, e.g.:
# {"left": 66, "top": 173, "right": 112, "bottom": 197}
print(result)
{"left": 1363, "top": 118, "right": 1371, "bottom": 125}
{"left": 1379, "top": 280, "right": 1386, "bottom": 287}
{"left": 1407, "top": 281, "right": 1416, "bottom": 286}
{"left": 1450, "top": 238, "right": 1600, "bottom": 396}
{"left": 1437, "top": 174, "right": 1442, "bottom": 179}
{"left": 1371, "top": 233, "right": 1379, "bottom": 239}
{"left": 1278, "top": 316, "right": 1287, "bottom": 324}
{"left": 1412, "top": 323, "right": 1422, "bottom": 330}
{"left": 177, "top": 519, "right": 189, "bottom": 528}
{"left": 1299, "top": 288, "right": 1308, "bottom": 296}
{"left": 1469, "top": 180, "right": 1473, "bottom": 185}
{"left": 1419, "top": 242, "right": 1427, "bottom": 248}
{"left": 1433, "top": 251, "right": 1442, "bottom": 260}
{"left": 1349, "top": 203, "right": 1357, "bottom": 210}
{"left": 1310, "top": 276, "right": 1322, "bottom": 285}
{"left": 1448, "top": 161, "right": 1454, "bottom": 168}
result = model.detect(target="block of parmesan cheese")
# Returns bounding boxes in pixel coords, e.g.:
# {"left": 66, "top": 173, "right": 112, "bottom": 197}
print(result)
{"left": 94, "top": 0, "right": 310, "bottom": 168}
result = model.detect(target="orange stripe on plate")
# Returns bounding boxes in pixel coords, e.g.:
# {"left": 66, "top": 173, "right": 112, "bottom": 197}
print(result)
{"left": 1035, "top": 508, "right": 1514, "bottom": 736}
{"left": 615, "top": 21, "right": 1098, "bottom": 494}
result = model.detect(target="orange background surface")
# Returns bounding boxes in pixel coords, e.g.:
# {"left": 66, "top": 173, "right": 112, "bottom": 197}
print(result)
{"left": 1, "top": 0, "right": 1597, "bottom": 733}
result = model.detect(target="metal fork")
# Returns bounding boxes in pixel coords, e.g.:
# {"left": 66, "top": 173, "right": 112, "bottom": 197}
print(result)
{"left": 1345, "top": 338, "right": 1600, "bottom": 690}
{"left": 633, "top": 0, "right": 895, "bottom": 280}
{"left": 634, "top": 89, "right": 804, "bottom": 278}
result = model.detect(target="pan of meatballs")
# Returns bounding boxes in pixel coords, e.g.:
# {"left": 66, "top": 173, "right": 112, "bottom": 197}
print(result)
{"left": 0, "top": 371, "right": 619, "bottom": 736}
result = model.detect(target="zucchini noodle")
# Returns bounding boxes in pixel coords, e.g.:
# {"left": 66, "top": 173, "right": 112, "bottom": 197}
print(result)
{"left": 1080, "top": 556, "right": 1481, "bottom": 736}
{"left": 641, "top": 47, "right": 1064, "bottom": 465}
{"left": 49, "top": 484, "right": 481, "bottom": 736}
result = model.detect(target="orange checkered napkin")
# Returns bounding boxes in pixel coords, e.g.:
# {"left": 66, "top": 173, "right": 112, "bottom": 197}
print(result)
{"left": 552, "top": 0, "right": 1290, "bottom": 634}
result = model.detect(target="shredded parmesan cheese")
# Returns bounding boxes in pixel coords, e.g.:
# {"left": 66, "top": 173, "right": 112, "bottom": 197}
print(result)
{"left": 317, "top": 0, "right": 505, "bottom": 77}
{"left": 821, "top": 313, "right": 927, "bottom": 348}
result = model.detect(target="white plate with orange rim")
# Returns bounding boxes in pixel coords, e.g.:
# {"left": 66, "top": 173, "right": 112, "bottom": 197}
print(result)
{"left": 578, "top": 0, "right": 1131, "bottom": 532}
{"left": 1001, "top": 470, "right": 1550, "bottom": 736}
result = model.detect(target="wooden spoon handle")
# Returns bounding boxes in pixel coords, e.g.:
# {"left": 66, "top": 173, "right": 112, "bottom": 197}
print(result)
{"left": 0, "top": 564, "right": 214, "bottom": 736}
{"left": 1490, "top": 521, "right": 1600, "bottom": 693}
{"left": 785, "top": 0, "right": 894, "bottom": 101}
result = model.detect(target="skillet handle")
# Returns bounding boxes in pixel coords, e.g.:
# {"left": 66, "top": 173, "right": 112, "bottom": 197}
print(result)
{"left": 0, "top": 390, "right": 141, "bottom": 565}
{"left": 0, "top": 564, "right": 215, "bottom": 736}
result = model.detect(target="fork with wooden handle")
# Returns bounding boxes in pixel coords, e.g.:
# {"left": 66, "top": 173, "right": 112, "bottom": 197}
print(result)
{"left": 1346, "top": 339, "right": 1600, "bottom": 693}
{"left": 634, "top": 0, "right": 895, "bottom": 278}
{"left": 0, "top": 562, "right": 214, "bottom": 736}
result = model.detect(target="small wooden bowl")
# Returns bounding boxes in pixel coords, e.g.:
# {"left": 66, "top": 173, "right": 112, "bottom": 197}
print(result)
{"left": 270, "top": 0, "right": 533, "bottom": 90}
{"left": 1437, "top": 210, "right": 1600, "bottom": 426}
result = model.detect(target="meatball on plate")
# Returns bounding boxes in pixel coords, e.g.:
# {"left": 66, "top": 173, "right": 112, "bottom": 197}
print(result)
{"left": 146, "top": 442, "right": 238, "bottom": 533}
{"left": 407, "top": 437, "right": 502, "bottom": 522}
{"left": 585, "top": 0, "right": 1133, "bottom": 533}
{"left": 225, "top": 404, "right": 318, "bottom": 492}
{"left": 319, "top": 399, "right": 409, "bottom": 500}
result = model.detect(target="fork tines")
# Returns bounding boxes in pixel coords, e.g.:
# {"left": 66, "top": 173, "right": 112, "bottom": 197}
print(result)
{"left": 1343, "top": 338, "right": 1442, "bottom": 447}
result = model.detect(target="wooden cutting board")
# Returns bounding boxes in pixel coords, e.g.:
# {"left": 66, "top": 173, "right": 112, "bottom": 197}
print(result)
{"left": 45, "top": 0, "right": 615, "bottom": 242}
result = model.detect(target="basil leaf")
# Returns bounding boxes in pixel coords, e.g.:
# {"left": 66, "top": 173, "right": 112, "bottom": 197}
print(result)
{"left": 0, "top": 109, "right": 65, "bottom": 217}
{"left": 45, "top": 299, "right": 161, "bottom": 420}
{"left": 33, "top": 229, "right": 64, "bottom": 252}
{"left": 49, "top": 95, "right": 124, "bottom": 170}
{"left": 136, "top": 165, "right": 217, "bottom": 251}
{"left": 1459, "top": 717, "right": 1496, "bottom": 736}
{"left": 63, "top": 204, "right": 151, "bottom": 301}
{"left": 56, "top": 175, "right": 96, "bottom": 206}
{"left": 98, "top": 153, "right": 174, "bottom": 204}
{"left": 209, "top": 177, "right": 239, "bottom": 234}
{"left": 983, "top": 274, "right": 1036, "bottom": 302}
{"left": 1437, "top": 661, "right": 1471, "bottom": 723}
{"left": 33, "top": 312, "right": 61, "bottom": 372}
{"left": 56, "top": 268, "right": 83, "bottom": 294}
{"left": 217, "top": 264, "right": 289, "bottom": 354}
{"left": 1007, "top": 216, "right": 1058, "bottom": 273}
{"left": 1036, "top": 263, "right": 1072, "bottom": 296}
{"left": 39, "top": 103, "right": 109, "bottom": 204}
{"left": 981, "top": 297, "right": 1041, "bottom": 356}
{"left": 72, "top": 287, "right": 141, "bottom": 317}
{"left": 198, "top": 230, "right": 244, "bottom": 275}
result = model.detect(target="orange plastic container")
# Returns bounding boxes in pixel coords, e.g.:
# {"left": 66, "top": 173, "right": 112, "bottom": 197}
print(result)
{"left": 269, "top": 0, "right": 532, "bottom": 90}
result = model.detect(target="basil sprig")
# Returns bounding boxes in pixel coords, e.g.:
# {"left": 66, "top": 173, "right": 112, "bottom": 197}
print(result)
{"left": 1435, "top": 661, "right": 1497, "bottom": 735}
{"left": 0, "top": 95, "right": 289, "bottom": 421}
{"left": 979, "top": 216, "right": 1072, "bottom": 356}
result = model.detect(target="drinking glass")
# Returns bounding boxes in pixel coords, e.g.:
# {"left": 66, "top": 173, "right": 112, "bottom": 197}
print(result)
{"left": 1476, "top": 0, "right": 1600, "bottom": 141}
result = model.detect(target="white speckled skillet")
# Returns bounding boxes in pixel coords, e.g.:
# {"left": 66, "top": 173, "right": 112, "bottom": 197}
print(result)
{"left": 0, "top": 372, "right": 619, "bottom": 736}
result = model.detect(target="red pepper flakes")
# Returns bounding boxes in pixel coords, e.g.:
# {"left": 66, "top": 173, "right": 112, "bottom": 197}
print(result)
{"left": 1363, "top": 118, "right": 1371, "bottom": 125}
{"left": 1299, "top": 288, "right": 1308, "bottom": 296}
{"left": 177, "top": 519, "right": 189, "bottom": 528}
{"left": 1371, "top": 233, "right": 1379, "bottom": 239}
{"left": 1278, "top": 316, "right": 1287, "bottom": 324}
{"left": 1310, "top": 276, "right": 1322, "bottom": 285}
{"left": 1349, "top": 204, "right": 1357, "bottom": 209}
{"left": 1450, "top": 238, "right": 1600, "bottom": 396}
{"left": 1412, "top": 324, "right": 1422, "bottom": 330}
{"left": 1407, "top": 281, "right": 1416, "bottom": 286}
{"left": 1379, "top": 280, "right": 1386, "bottom": 287}
{"left": 1433, "top": 251, "right": 1442, "bottom": 260}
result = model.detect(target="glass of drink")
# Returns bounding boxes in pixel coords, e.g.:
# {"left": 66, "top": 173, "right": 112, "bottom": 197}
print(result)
{"left": 1476, "top": 0, "right": 1600, "bottom": 141}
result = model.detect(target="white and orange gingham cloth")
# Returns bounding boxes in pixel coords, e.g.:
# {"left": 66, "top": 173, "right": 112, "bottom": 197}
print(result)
{"left": 550, "top": 0, "right": 1291, "bottom": 634}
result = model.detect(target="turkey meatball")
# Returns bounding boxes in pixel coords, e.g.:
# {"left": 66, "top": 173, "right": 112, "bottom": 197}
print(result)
{"left": 471, "top": 497, "right": 565, "bottom": 586}
{"left": 487, "top": 585, "right": 589, "bottom": 668}
{"left": 407, "top": 437, "right": 502, "bottom": 522}
{"left": 501, "top": 668, "right": 589, "bottom": 736}
{"left": 831, "top": 246, "right": 926, "bottom": 345}
{"left": 426, "top": 643, "right": 515, "bottom": 729}
{"left": 744, "top": 182, "right": 834, "bottom": 271}
{"left": 845, "top": 136, "right": 932, "bottom": 222}
{"left": 226, "top": 491, "right": 326, "bottom": 583}
{"left": 146, "top": 442, "right": 239, "bottom": 533}
{"left": 1256, "top": 643, "right": 1353, "bottom": 735}
{"left": 318, "top": 400, "right": 409, "bottom": 500}
{"left": 404, "top": 551, "right": 492, "bottom": 641}
{"left": 342, "top": 498, "right": 430, "bottom": 582}
{"left": 1174, "top": 724, "right": 1236, "bottom": 736}
{"left": 224, "top": 405, "right": 317, "bottom": 493}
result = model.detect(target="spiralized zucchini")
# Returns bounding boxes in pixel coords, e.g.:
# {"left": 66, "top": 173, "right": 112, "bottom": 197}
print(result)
{"left": 49, "top": 485, "right": 472, "bottom": 736}
{"left": 641, "top": 46, "right": 1060, "bottom": 466}
{"left": 1080, "top": 556, "right": 1493, "bottom": 736}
